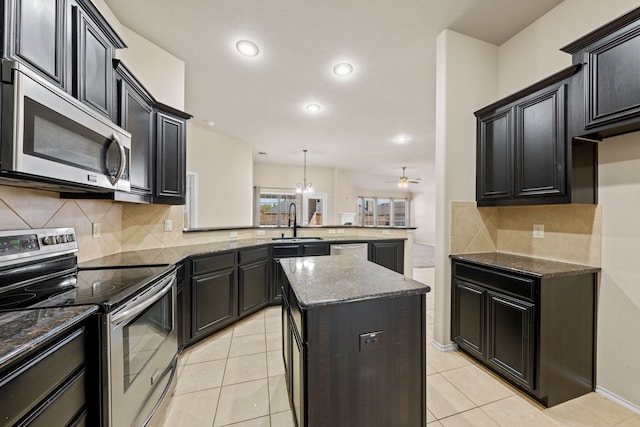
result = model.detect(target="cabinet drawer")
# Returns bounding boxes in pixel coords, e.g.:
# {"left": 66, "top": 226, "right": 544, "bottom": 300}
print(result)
{"left": 239, "top": 246, "right": 269, "bottom": 265}
{"left": 273, "top": 245, "right": 299, "bottom": 258}
{"left": 0, "top": 328, "right": 85, "bottom": 426}
{"left": 192, "top": 252, "right": 236, "bottom": 275}
{"left": 454, "top": 262, "right": 535, "bottom": 301}
{"left": 26, "top": 369, "right": 86, "bottom": 427}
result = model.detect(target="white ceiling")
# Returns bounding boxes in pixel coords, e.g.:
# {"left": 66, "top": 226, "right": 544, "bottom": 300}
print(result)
{"left": 103, "top": 0, "right": 563, "bottom": 191}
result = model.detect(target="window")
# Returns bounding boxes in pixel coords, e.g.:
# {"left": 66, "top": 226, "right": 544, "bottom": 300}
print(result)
{"left": 357, "top": 196, "right": 410, "bottom": 227}
{"left": 255, "top": 187, "right": 328, "bottom": 227}
{"left": 255, "top": 188, "right": 297, "bottom": 227}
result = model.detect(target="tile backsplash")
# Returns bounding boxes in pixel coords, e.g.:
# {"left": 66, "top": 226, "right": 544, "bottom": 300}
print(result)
{"left": 451, "top": 201, "right": 601, "bottom": 266}
{"left": 0, "top": 185, "right": 122, "bottom": 262}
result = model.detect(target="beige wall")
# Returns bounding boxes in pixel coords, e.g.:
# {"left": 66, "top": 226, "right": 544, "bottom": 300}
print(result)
{"left": 480, "top": 0, "right": 640, "bottom": 409}
{"left": 412, "top": 188, "right": 436, "bottom": 244}
{"left": 434, "top": 30, "right": 499, "bottom": 348}
{"left": 333, "top": 169, "right": 358, "bottom": 225}
{"left": 186, "top": 123, "right": 253, "bottom": 228}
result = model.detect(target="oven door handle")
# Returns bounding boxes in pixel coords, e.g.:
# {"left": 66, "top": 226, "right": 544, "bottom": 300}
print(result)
{"left": 111, "top": 276, "right": 174, "bottom": 326}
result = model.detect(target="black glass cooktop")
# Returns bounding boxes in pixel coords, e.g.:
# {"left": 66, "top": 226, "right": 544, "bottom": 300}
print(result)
{"left": 46, "top": 266, "right": 174, "bottom": 311}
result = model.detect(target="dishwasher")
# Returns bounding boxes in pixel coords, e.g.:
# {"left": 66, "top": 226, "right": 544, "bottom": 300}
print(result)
{"left": 329, "top": 243, "right": 368, "bottom": 259}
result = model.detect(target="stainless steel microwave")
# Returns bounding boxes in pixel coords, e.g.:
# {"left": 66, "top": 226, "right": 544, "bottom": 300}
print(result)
{"left": 0, "top": 61, "right": 131, "bottom": 192}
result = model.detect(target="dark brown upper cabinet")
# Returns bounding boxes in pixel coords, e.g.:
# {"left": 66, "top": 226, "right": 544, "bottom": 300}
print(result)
{"left": 70, "top": 0, "right": 125, "bottom": 118}
{"left": 562, "top": 7, "right": 640, "bottom": 139}
{"left": 475, "top": 65, "right": 597, "bottom": 207}
{"left": 153, "top": 103, "right": 191, "bottom": 205}
{"left": 114, "top": 60, "right": 154, "bottom": 202}
{"left": 2, "top": 0, "right": 125, "bottom": 110}
{"left": 4, "top": 0, "right": 67, "bottom": 88}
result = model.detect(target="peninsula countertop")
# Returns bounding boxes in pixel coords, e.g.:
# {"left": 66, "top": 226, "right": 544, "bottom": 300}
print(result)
{"left": 280, "top": 254, "right": 430, "bottom": 308}
{"left": 78, "top": 236, "right": 406, "bottom": 269}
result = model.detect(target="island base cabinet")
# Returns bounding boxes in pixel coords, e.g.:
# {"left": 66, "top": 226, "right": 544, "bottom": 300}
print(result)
{"left": 283, "top": 291, "right": 426, "bottom": 426}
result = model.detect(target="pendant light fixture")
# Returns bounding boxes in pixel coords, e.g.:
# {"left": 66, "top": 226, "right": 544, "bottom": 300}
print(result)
{"left": 296, "top": 150, "right": 314, "bottom": 194}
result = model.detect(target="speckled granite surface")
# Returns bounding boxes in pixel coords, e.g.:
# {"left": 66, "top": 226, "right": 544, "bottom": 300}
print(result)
{"left": 280, "top": 254, "right": 430, "bottom": 308}
{"left": 450, "top": 252, "right": 601, "bottom": 278}
{"left": 79, "top": 236, "right": 405, "bottom": 268}
{"left": 0, "top": 305, "right": 98, "bottom": 371}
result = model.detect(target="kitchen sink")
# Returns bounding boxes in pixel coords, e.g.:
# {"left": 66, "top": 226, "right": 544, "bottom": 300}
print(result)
{"left": 271, "top": 237, "right": 323, "bottom": 242}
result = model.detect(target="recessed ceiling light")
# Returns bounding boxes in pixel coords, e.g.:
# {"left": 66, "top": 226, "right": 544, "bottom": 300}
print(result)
{"left": 394, "top": 135, "right": 409, "bottom": 144}
{"left": 236, "top": 40, "right": 259, "bottom": 57}
{"left": 306, "top": 104, "right": 321, "bottom": 113}
{"left": 204, "top": 120, "right": 215, "bottom": 127}
{"left": 333, "top": 63, "right": 353, "bottom": 76}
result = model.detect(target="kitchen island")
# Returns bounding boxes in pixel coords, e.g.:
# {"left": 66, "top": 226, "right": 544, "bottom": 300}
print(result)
{"left": 280, "top": 254, "right": 430, "bottom": 427}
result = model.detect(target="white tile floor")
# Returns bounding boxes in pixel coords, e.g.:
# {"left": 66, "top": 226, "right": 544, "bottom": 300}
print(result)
{"left": 161, "top": 268, "right": 640, "bottom": 427}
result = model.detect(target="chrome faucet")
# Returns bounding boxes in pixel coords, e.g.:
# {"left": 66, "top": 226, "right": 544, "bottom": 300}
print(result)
{"left": 288, "top": 202, "right": 297, "bottom": 238}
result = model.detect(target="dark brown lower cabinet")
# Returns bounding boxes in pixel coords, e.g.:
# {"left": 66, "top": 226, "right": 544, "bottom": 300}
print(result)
{"left": 368, "top": 240, "right": 404, "bottom": 273}
{"left": 238, "top": 260, "right": 269, "bottom": 316}
{"left": 451, "top": 257, "right": 596, "bottom": 407}
{"left": 191, "top": 262, "right": 237, "bottom": 340}
{"left": 282, "top": 267, "right": 426, "bottom": 426}
{"left": 0, "top": 315, "right": 100, "bottom": 426}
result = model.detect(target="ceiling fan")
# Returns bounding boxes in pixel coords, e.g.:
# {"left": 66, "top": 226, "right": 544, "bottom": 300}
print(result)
{"left": 386, "top": 167, "right": 421, "bottom": 188}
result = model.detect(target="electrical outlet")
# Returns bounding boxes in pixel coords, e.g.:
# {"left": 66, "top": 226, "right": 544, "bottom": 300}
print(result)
{"left": 92, "top": 223, "right": 101, "bottom": 239}
{"left": 328, "top": 229, "right": 336, "bottom": 234}
{"left": 359, "top": 331, "right": 384, "bottom": 352}
{"left": 164, "top": 220, "right": 172, "bottom": 232}
{"left": 533, "top": 224, "right": 544, "bottom": 238}
{"left": 256, "top": 230, "right": 266, "bottom": 236}
{"left": 337, "top": 229, "right": 345, "bottom": 234}
{"left": 230, "top": 231, "right": 238, "bottom": 238}
{"left": 382, "top": 229, "right": 390, "bottom": 235}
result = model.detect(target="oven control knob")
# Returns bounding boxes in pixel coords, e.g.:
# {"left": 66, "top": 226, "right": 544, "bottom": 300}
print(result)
{"left": 66, "top": 234, "right": 75, "bottom": 242}
{"left": 42, "top": 236, "right": 57, "bottom": 245}
{"left": 56, "top": 235, "right": 65, "bottom": 244}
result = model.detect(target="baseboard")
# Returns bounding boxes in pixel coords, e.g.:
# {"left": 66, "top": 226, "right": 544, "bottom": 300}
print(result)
{"left": 431, "top": 339, "right": 458, "bottom": 352}
{"left": 595, "top": 386, "right": 640, "bottom": 415}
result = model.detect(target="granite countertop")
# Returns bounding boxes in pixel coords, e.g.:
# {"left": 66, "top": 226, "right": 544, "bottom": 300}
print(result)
{"left": 450, "top": 252, "right": 601, "bottom": 278}
{"left": 79, "top": 236, "right": 406, "bottom": 268}
{"left": 280, "top": 254, "right": 430, "bottom": 308}
{"left": 0, "top": 305, "right": 98, "bottom": 371}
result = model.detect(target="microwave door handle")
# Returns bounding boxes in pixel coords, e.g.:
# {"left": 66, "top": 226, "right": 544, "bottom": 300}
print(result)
{"left": 109, "top": 134, "right": 126, "bottom": 186}
{"left": 111, "top": 278, "right": 174, "bottom": 326}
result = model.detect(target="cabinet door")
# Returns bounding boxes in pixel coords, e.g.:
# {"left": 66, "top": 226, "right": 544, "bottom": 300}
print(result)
{"left": 191, "top": 268, "right": 236, "bottom": 338}
{"left": 155, "top": 112, "right": 186, "bottom": 204}
{"left": 238, "top": 260, "right": 269, "bottom": 316}
{"left": 477, "top": 108, "right": 513, "bottom": 202}
{"left": 514, "top": 85, "right": 566, "bottom": 198}
{"left": 584, "top": 26, "right": 640, "bottom": 129}
{"left": 73, "top": 5, "right": 113, "bottom": 117}
{"left": 10, "top": 0, "right": 66, "bottom": 87}
{"left": 487, "top": 291, "right": 535, "bottom": 391}
{"left": 368, "top": 241, "right": 404, "bottom": 273}
{"left": 117, "top": 75, "right": 153, "bottom": 195}
{"left": 452, "top": 279, "right": 486, "bottom": 360}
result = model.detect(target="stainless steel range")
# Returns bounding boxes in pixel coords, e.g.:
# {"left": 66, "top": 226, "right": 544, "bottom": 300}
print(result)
{"left": 0, "top": 228, "right": 178, "bottom": 427}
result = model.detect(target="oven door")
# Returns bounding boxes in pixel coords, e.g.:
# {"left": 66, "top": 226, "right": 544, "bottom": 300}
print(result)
{"left": 1, "top": 61, "right": 131, "bottom": 192}
{"left": 106, "top": 272, "right": 177, "bottom": 427}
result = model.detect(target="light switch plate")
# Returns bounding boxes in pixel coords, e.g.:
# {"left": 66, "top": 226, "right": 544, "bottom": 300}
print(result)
{"left": 533, "top": 224, "right": 544, "bottom": 238}
{"left": 230, "top": 231, "right": 238, "bottom": 238}
{"left": 164, "top": 220, "right": 172, "bottom": 232}
{"left": 256, "top": 230, "right": 265, "bottom": 236}
{"left": 337, "top": 229, "right": 345, "bottom": 234}
{"left": 328, "top": 229, "right": 336, "bottom": 234}
{"left": 382, "top": 230, "right": 390, "bottom": 235}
